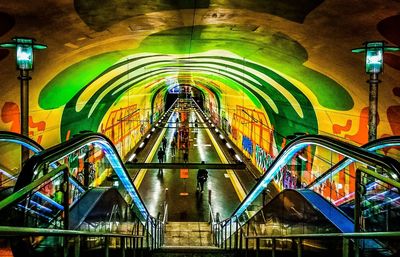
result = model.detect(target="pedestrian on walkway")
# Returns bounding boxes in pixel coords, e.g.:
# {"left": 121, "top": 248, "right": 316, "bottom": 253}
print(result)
{"left": 162, "top": 137, "right": 167, "bottom": 150}
{"left": 183, "top": 149, "right": 189, "bottom": 163}
{"left": 157, "top": 148, "right": 165, "bottom": 163}
{"left": 197, "top": 161, "right": 208, "bottom": 192}
{"left": 171, "top": 140, "right": 176, "bottom": 157}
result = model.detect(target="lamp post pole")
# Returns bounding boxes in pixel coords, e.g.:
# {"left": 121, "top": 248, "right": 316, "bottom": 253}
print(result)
{"left": 352, "top": 41, "right": 400, "bottom": 142}
{"left": 367, "top": 72, "right": 380, "bottom": 141}
{"left": 19, "top": 69, "right": 32, "bottom": 161}
{"left": 0, "top": 37, "right": 47, "bottom": 163}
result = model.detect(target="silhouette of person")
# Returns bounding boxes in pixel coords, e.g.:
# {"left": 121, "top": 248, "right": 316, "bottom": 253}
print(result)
{"left": 171, "top": 140, "right": 176, "bottom": 157}
{"left": 183, "top": 149, "right": 189, "bottom": 163}
{"left": 197, "top": 161, "right": 208, "bottom": 192}
{"left": 162, "top": 137, "right": 167, "bottom": 150}
{"left": 158, "top": 148, "right": 165, "bottom": 163}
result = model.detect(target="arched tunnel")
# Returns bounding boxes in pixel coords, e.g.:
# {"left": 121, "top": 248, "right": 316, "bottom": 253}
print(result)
{"left": 0, "top": 1, "right": 400, "bottom": 256}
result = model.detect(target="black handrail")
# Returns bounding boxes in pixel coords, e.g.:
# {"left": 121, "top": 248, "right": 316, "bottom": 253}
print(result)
{"left": 0, "top": 131, "right": 44, "bottom": 152}
{"left": 307, "top": 136, "right": 400, "bottom": 189}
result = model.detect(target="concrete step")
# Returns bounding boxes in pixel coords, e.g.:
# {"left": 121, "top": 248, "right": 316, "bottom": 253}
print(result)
{"left": 151, "top": 246, "right": 236, "bottom": 257}
{"left": 165, "top": 222, "right": 213, "bottom": 247}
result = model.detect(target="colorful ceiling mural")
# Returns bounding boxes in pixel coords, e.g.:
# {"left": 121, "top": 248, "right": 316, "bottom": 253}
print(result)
{"left": 0, "top": 0, "right": 399, "bottom": 152}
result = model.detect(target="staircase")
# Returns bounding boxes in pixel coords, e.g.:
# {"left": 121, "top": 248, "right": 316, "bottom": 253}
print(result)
{"left": 151, "top": 222, "right": 235, "bottom": 257}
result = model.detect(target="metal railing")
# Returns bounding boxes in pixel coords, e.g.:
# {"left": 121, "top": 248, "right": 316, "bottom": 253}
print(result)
{"left": 214, "top": 135, "right": 400, "bottom": 247}
{"left": 214, "top": 166, "right": 400, "bottom": 256}
{"left": 240, "top": 231, "right": 400, "bottom": 257}
{"left": 0, "top": 225, "right": 145, "bottom": 257}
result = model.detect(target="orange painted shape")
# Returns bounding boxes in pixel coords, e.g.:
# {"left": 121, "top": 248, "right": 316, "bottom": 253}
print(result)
{"left": 180, "top": 169, "right": 189, "bottom": 179}
{"left": 1, "top": 102, "right": 20, "bottom": 133}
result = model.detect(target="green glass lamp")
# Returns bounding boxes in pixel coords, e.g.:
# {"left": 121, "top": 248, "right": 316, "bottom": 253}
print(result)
{"left": 352, "top": 41, "right": 400, "bottom": 74}
{"left": 0, "top": 37, "right": 47, "bottom": 70}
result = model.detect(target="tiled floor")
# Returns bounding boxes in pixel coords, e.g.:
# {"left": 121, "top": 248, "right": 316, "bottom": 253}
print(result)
{"left": 165, "top": 222, "right": 213, "bottom": 246}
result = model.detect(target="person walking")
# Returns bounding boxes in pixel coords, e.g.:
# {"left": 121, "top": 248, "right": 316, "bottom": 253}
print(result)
{"left": 197, "top": 161, "right": 208, "bottom": 192}
{"left": 162, "top": 137, "right": 167, "bottom": 150}
{"left": 171, "top": 140, "right": 176, "bottom": 157}
{"left": 157, "top": 148, "right": 165, "bottom": 163}
{"left": 183, "top": 149, "right": 189, "bottom": 163}
{"left": 157, "top": 147, "right": 165, "bottom": 174}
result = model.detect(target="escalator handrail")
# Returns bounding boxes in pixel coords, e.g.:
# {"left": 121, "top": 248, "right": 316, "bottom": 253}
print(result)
{"left": 0, "top": 131, "right": 44, "bottom": 153}
{"left": 228, "top": 134, "right": 400, "bottom": 221}
{"left": 14, "top": 132, "right": 152, "bottom": 224}
{"left": 0, "top": 165, "right": 67, "bottom": 211}
{"left": 307, "top": 136, "right": 400, "bottom": 189}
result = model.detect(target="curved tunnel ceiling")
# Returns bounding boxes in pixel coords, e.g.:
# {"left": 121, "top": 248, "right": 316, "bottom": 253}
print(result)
{"left": 0, "top": 1, "right": 399, "bottom": 147}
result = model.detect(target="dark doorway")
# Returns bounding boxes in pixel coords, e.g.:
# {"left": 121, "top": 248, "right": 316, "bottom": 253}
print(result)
{"left": 191, "top": 87, "right": 204, "bottom": 110}
{"left": 165, "top": 93, "right": 178, "bottom": 110}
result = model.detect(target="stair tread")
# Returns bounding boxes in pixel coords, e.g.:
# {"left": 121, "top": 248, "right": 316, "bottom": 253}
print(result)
{"left": 162, "top": 246, "right": 219, "bottom": 249}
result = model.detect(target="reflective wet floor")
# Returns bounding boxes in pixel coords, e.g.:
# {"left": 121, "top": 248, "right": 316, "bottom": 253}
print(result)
{"left": 137, "top": 108, "right": 242, "bottom": 221}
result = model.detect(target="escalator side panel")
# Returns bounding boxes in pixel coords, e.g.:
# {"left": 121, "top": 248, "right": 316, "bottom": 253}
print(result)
{"left": 69, "top": 188, "right": 108, "bottom": 229}
{"left": 297, "top": 189, "right": 354, "bottom": 233}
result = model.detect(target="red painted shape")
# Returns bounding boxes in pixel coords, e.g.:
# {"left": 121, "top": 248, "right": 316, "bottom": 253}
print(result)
{"left": 29, "top": 116, "right": 46, "bottom": 144}
{"left": 344, "top": 107, "right": 379, "bottom": 145}
{"left": 1, "top": 102, "right": 46, "bottom": 144}
{"left": 1, "top": 102, "right": 20, "bottom": 133}
{"left": 332, "top": 120, "right": 352, "bottom": 134}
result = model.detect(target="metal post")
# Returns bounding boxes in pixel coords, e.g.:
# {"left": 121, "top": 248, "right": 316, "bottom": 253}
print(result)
{"left": 256, "top": 238, "right": 260, "bottom": 257}
{"left": 146, "top": 217, "right": 149, "bottom": 248}
{"left": 368, "top": 72, "right": 379, "bottom": 142}
{"left": 342, "top": 238, "right": 349, "bottom": 257}
{"left": 229, "top": 221, "right": 232, "bottom": 249}
{"left": 18, "top": 69, "right": 31, "bottom": 163}
{"left": 63, "top": 236, "right": 68, "bottom": 257}
{"left": 354, "top": 169, "right": 361, "bottom": 232}
{"left": 121, "top": 237, "right": 125, "bottom": 257}
{"left": 224, "top": 224, "right": 227, "bottom": 249}
{"left": 354, "top": 169, "right": 362, "bottom": 257}
{"left": 74, "top": 236, "right": 81, "bottom": 257}
{"left": 245, "top": 238, "right": 249, "bottom": 257}
{"left": 272, "top": 238, "right": 276, "bottom": 257}
{"left": 104, "top": 236, "right": 109, "bottom": 257}
{"left": 297, "top": 238, "right": 302, "bottom": 257}
{"left": 63, "top": 168, "right": 70, "bottom": 230}
{"left": 239, "top": 227, "right": 243, "bottom": 251}
{"left": 234, "top": 219, "right": 238, "bottom": 249}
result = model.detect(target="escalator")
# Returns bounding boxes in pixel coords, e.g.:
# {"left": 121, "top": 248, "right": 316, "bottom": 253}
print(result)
{"left": 215, "top": 135, "right": 400, "bottom": 255}
{"left": 0, "top": 131, "right": 44, "bottom": 196}
{"left": 69, "top": 187, "right": 110, "bottom": 230}
{"left": 239, "top": 189, "right": 392, "bottom": 256}
{"left": 297, "top": 189, "right": 354, "bottom": 233}
{"left": 308, "top": 136, "right": 400, "bottom": 192}
{"left": 0, "top": 132, "right": 163, "bottom": 256}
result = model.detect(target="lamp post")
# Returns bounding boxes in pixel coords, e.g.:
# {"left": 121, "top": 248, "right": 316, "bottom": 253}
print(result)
{"left": 0, "top": 37, "right": 47, "bottom": 162}
{"left": 352, "top": 41, "right": 400, "bottom": 142}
